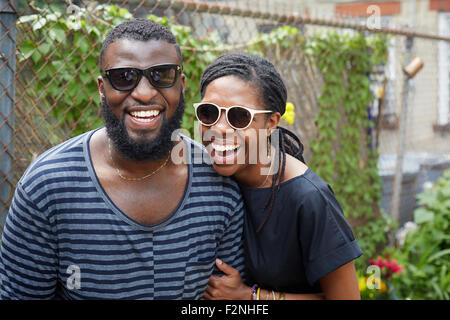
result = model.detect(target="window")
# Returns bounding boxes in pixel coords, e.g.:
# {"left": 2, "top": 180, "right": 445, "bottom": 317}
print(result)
{"left": 438, "top": 12, "right": 450, "bottom": 126}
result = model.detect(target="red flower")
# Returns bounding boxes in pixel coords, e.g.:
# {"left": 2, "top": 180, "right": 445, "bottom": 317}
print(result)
{"left": 386, "top": 259, "right": 404, "bottom": 274}
{"left": 369, "top": 255, "right": 404, "bottom": 280}
{"left": 369, "top": 256, "right": 386, "bottom": 269}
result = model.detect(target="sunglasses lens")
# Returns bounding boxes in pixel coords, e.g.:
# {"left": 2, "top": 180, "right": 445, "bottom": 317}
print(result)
{"left": 108, "top": 69, "right": 139, "bottom": 91}
{"left": 228, "top": 106, "right": 251, "bottom": 129}
{"left": 196, "top": 103, "right": 219, "bottom": 125}
{"left": 107, "top": 65, "right": 180, "bottom": 91}
{"left": 148, "top": 65, "right": 178, "bottom": 88}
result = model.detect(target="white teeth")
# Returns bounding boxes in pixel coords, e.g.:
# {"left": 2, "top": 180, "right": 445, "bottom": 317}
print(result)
{"left": 133, "top": 118, "right": 153, "bottom": 123}
{"left": 130, "top": 110, "right": 160, "bottom": 118}
{"left": 212, "top": 143, "right": 239, "bottom": 152}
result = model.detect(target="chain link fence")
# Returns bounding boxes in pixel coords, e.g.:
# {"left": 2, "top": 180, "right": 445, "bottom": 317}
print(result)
{"left": 1, "top": 0, "right": 450, "bottom": 231}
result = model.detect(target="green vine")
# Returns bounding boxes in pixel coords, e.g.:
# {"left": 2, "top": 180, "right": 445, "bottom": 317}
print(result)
{"left": 306, "top": 31, "right": 390, "bottom": 269}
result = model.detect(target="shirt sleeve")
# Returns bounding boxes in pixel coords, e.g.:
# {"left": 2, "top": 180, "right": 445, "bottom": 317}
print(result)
{"left": 0, "top": 182, "right": 58, "bottom": 299}
{"left": 213, "top": 198, "right": 246, "bottom": 280}
{"left": 298, "top": 185, "right": 363, "bottom": 286}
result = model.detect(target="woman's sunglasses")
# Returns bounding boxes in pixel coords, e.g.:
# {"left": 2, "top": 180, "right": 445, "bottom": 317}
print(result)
{"left": 102, "top": 64, "right": 182, "bottom": 91}
{"left": 194, "top": 102, "right": 272, "bottom": 130}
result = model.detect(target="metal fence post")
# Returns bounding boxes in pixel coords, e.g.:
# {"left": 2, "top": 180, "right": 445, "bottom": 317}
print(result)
{"left": 391, "top": 35, "right": 414, "bottom": 226}
{"left": 0, "top": 0, "right": 18, "bottom": 228}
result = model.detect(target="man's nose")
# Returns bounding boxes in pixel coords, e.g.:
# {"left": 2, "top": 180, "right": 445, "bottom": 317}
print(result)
{"left": 130, "top": 76, "right": 158, "bottom": 102}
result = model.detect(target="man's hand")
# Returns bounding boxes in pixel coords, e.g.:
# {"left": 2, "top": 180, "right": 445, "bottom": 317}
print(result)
{"left": 203, "top": 259, "right": 251, "bottom": 300}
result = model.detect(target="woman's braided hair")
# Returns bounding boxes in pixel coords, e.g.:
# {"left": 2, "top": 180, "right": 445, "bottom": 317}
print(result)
{"left": 200, "top": 52, "right": 305, "bottom": 232}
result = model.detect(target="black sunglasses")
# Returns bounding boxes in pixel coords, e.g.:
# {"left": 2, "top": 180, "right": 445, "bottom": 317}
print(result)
{"left": 102, "top": 64, "right": 182, "bottom": 91}
{"left": 194, "top": 102, "right": 272, "bottom": 130}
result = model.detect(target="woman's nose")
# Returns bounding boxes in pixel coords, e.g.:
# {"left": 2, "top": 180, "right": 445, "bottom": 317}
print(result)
{"left": 211, "top": 109, "right": 234, "bottom": 133}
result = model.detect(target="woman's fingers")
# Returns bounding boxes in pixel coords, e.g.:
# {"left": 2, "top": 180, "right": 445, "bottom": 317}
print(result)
{"left": 216, "top": 258, "right": 239, "bottom": 277}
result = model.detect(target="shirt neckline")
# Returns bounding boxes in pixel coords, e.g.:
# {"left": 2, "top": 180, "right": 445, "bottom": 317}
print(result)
{"left": 240, "top": 167, "right": 312, "bottom": 192}
{"left": 83, "top": 128, "right": 192, "bottom": 231}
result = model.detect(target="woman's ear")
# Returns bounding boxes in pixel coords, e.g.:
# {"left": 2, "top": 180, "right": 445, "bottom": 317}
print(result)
{"left": 267, "top": 112, "right": 281, "bottom": 132}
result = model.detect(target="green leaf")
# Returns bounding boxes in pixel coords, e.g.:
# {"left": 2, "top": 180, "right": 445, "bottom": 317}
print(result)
{"left": 428, "top": 249, "right": 450, "bottom": 263}
{"left": 19, "top": 40, "right": 35, "bottom": 60}
{"left": 48, "top": 27, "right": 66, "bottom": 43}
{"left": 414, "top": 208, "right": 435, "bottom": 224}
{"left": 79, "top": 72, "right": 92, "bottom": 84}
{"left": 37, "top": 42, "right": 52, "bottom": 56}
{"left": 84, "top": 55, "right": 97, "bottom": 70}
{"left": 31, "top": 49, "right": 42, "bottom": 64}
{"left": 74, "top": 34, "right": 90, "bottom": 55}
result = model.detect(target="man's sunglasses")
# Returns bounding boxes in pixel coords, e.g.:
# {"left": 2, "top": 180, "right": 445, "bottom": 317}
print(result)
{"left": 194, "top": 102, "right": 272, "bottom": 130}
{"left": 102, "top": 64, "right": 182, "bottom": 91}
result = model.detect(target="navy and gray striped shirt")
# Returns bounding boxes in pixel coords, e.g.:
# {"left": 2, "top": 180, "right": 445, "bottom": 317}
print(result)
{"left": 0, "top": 129, "right": 245, "bottom": 299}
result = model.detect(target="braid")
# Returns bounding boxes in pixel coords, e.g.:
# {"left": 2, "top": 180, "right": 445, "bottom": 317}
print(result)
{"left": 278, "top": 127, "right": 305, "bottom": 163}
{"left": 200, "top": 52, "right": 306, "bottom": 233}
{"left": 257, "top": 127, "right": 302, "bottom": 232}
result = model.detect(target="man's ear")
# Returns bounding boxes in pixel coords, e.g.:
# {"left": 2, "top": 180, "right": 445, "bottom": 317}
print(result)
{"left": 180, "top": 73, "right": 186, "bottom": 95}
{"left": 97, "top": 75, "right": 105, "bottom": 99}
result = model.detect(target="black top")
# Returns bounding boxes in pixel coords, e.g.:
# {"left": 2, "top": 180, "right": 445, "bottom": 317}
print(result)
{"left": 240, "top": 168, "right": 363, "bottom": 294}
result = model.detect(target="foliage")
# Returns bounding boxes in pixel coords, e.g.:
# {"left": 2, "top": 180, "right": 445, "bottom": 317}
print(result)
{"left": 358, "top": 272, "right": 392, "bottom": 300}
{"left": 385, "top": 169, "right": 450, "bottom": 300}
{"left": 304, "top": 31, "right": 390, "bottom": 270}
{"left": 358, "top": 254, "right": 404, "bottom": 300}
{"left": 17, "top": 4, "right": 131, "bottom": 137}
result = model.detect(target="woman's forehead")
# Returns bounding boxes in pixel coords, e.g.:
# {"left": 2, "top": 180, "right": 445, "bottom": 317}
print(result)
{"left": 203, "top": 76, "right": 264, "bottom": 109}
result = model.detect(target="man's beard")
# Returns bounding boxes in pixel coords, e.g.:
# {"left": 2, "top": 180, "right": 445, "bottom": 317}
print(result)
{"left": 101, "top": 91, "right": 185, "bottom": 162}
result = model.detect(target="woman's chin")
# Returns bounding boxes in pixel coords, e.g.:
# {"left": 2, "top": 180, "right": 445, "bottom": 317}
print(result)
{"left": 212, "top": 162, "right": 240, "bottom": 177}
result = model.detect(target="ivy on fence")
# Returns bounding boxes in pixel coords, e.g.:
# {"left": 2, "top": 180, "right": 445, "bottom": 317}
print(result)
{"left": 305, "top": 31, "right": 390, "bottom": 269}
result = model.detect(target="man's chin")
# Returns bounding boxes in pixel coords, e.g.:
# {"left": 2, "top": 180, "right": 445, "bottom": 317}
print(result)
{"left": 126, "top": 128, "right": 160, "bottom": 146}
{"left": 101, "top": 89, "right": 185, "bottom": 162}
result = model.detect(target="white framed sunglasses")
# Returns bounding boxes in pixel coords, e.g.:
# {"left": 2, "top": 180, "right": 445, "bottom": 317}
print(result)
{"left": 194, "top": 102, "right": 272, "bottom": 130}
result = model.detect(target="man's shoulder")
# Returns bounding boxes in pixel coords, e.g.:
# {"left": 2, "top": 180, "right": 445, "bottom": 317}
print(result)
{"left": 19, "top": 130, "right": 93, "bottom": 188}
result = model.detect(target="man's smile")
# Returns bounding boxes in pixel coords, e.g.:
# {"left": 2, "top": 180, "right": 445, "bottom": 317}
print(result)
{"left": 130, "top": 109, "right": 161, "bottom": 122}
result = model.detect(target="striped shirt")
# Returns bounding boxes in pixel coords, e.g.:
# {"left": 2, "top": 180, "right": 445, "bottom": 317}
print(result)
{"left": 0, "top": 129, "right": 245, "bottom": 299}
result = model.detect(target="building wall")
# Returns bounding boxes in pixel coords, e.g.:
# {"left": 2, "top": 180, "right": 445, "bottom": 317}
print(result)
{"left": 378, "top": 0, "right": 449, "bottom": 154}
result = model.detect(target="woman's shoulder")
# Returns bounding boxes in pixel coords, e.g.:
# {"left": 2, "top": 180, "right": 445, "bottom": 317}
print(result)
{"left": 240, "top": 155, "right": 336, "bottom": 207}
{"left": 282, "top": 154, "right": 331, "bottom": 195}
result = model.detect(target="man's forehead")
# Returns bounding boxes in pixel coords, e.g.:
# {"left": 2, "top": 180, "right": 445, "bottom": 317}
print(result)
{"left": 102, "top": 38, "right": 181, "bottom": 69}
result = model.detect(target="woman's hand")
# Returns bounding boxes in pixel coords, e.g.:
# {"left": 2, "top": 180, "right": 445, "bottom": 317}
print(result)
{"left": 203, "top": 259, "right": 251, "bottom": 300}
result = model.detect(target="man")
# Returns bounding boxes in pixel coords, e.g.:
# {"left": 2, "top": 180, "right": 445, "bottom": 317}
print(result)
{"left": 0, "top": 19, "right": 245, "bottom": 299}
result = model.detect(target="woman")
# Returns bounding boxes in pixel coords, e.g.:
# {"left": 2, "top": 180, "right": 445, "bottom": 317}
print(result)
{"left": 196, "top": 52, "right": 363, "bottom": 300}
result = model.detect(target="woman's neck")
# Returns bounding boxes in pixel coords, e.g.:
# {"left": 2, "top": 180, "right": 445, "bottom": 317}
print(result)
{"left": 234, "top": 158, "right": 277, "bottom": 188}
